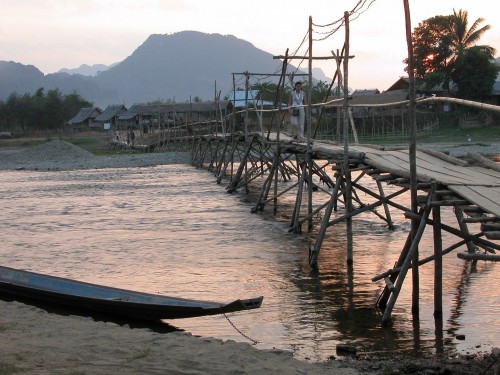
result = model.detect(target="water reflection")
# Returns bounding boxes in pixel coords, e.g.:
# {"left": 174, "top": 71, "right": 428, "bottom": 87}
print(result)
{"left": 0, "top": 165, "right": 498, "bottom": 362}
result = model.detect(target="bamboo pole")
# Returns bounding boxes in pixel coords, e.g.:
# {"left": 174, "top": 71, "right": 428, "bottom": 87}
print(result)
{"left": 291, "top": 160, "right": 307, "bottom": 233}
{"left": 275, "top": 50, "right": 289, "bottom": 213}
{"left": 433, "top": 203, "right": 443, "bottom": 318}
{"left": 454, "top": 207, "right": 477, "bottom": 253}
{"left": 381, "top": 184, "right": 435, "bottom": 325}
{"left": 307, "top": 16, "right": 314, "bottom": 232}
{"left": 310, "top": 174, "right": 344, "bottom": 267}
{"left": 376, "top": 180, "right": 394, "bottom": 229}
{"left": 403, "top": 0, "right": 420, "bottom": 318}
{"left": 343, "top": 11, "right": 353, "bottom": 265}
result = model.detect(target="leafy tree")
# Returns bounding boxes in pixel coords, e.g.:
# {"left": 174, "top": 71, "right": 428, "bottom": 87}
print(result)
{"left": 309, "top": 80, "right": 331, "bottom": 104}
{"left": 250, "top": 82, "right": 286, "bottom": 104}
{"left": 62, "top": 92, "right": 92, "bottom": 122}
{"left": 451, "top": 46, "right": 500, "bottom": 100}
{"left": 250, "top": 80, "right": 332, "bottom": 105}
{"left": 0, "top": 89, "right": 93, "bottom": 135}
{"left": 410, "top": 15, "right": 454, "bottom": 90}
{"left": 406, "top": 9, "right": 497, "bottom": 98}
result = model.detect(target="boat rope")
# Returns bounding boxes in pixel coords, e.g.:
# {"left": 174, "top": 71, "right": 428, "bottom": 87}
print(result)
{"left": 222, "top": 313, "right": 260, "bottom": 345}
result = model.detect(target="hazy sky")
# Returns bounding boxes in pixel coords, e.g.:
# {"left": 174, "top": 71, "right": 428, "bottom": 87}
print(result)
{"left": 1, "top": 0, "right": 499, "bottom": 91}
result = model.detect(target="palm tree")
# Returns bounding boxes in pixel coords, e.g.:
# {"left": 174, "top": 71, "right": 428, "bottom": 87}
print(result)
{"left": 450, "top": 9, "right": 496, "bottom": 58}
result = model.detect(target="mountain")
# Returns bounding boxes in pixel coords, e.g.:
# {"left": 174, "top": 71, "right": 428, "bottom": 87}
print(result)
{"left": 0, "top": 61, "right": 44, "bottom": 100}
{"left": 58, "top": 64, "right": 112, "bottom": 77}
{"left": 0, "top": 31, "right": 330, "bottom": 107}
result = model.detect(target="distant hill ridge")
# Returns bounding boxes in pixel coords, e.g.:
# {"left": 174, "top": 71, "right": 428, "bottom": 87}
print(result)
{"left": 58, "top": 64, "right": 113, "bottom": 77}
{"left": 0, "top": 31, "right": 329, "bottom": 108}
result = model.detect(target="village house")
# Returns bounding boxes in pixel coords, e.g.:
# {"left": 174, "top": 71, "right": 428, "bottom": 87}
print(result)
{"left": 94, "top": 105, "right": 128, "bottom": 130}
{"left": 67, "top": 107, "right": 102, "bottom": 132}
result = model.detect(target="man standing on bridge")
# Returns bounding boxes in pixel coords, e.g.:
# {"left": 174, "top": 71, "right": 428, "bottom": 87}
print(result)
{"left": 288, "top": 81, "right": 307, "bottom": 140}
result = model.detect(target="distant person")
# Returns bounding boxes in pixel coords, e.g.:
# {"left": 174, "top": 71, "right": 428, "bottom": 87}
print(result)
{"left": 288, "top": 81, "right": 307, "bottom": 140}
{"left": 130, "top": 129, "right": 135, "bottom": 145}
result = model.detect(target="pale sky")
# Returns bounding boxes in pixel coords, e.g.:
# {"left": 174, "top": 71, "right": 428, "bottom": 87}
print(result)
{"left": 1, "top": 0, "right": 499, "bottom": 91}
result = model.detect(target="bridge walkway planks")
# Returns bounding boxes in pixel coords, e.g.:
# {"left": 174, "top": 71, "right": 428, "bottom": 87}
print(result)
{"left": 269, "top": 133, "right": 500, "bottom": 218}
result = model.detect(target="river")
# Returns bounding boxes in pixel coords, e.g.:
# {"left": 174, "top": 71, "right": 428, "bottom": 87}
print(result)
{"left": 0, "top": 164, "right": 498, "bottom": 362}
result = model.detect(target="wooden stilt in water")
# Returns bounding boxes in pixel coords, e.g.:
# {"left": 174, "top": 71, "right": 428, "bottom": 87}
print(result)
{"left": 226, "top": 135, "right": 256, "bottom": 193}
{"left": 342, "top": 12, "right": 353, "bottom": 265}
{"left": 252, "top": 152, "right": 280, "bottom": 212}
{"left": 309, "top": 175, "right": 343, "bottom": 268}
{"left": 377, "top": 230, "right": 412, "bottom": 309}
{"left": 454, "top": 207, "right": 476, "bottom": 253}
{"left": 403, "top": 0, "right": 420, "bottom": 319}
{"left": 291, "top": 160, "right": 307, "bottom": 233}
{"left": 381, "top": 185, "right": 435, "bottom": 325}
{"left": 306, "top": 17, "right": 314, "bottom": 233}
{"left": 376, "top": 180, "right": 394, "bottom": 229}
{"left": 433, "top": 203, "right": 443, "bottom": 318}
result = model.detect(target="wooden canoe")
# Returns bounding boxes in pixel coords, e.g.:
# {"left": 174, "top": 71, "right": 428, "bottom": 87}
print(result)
{"left": 0, "top": 265, "right": 263, "bottom": 320}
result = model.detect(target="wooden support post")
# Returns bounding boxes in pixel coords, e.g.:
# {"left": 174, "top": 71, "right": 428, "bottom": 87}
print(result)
{"left": 290, "top": 159, "right": 307, "bottom": 233}
{"left": 342, "top": 11, "right": 353, "bottom": 265}
{"left": 226, "top": 135, "right": 256, "bottom": 193}
{"left": 454, "top": 207, "right": 476, "bottom": 253}
{"left": 381, "top": 185, "right": 435, "bottom": 325}
{"left": 377, "top": 230, "right": 412, "bottom": 309}
{"left": 307, "top": 16, "right": 314, "bottom": 232}
{"left": 376, "top": 180, "right": 394, "bottom": 229}
{"left": 433, "top": 204, "right": 443, "bottom": 318}
{"left": 348, "top": 108, "right": 358, "bottom": 144}
{"left": 274, "top": 51, "right": 289, "bottom": 213}
{"left": 273, "top": 145, "right": 281, "bottom": 214}
{"left": 309, "top": 175, "right": 343, "bottom": 268}
{"left": 403, "top": 0, "right": 419, "bottom": 319}
{"left": 252, "top": 151, "right": 279, "bottom": 212}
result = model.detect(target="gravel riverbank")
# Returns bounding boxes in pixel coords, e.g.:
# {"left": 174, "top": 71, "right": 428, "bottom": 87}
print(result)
{"left": 0, "top": 140, "right": 499, "bottom": 171}
{"left": 0, "top": 140, "right": 192, "bottom": 171}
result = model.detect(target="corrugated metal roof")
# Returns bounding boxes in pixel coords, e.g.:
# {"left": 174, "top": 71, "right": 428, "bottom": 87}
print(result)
{"left": 227, "top": 90, "right": 260, "bottom": 105}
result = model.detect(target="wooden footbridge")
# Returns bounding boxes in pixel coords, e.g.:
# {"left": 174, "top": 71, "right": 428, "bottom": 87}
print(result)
{"left": 144, "top": 127, "right": 499, "bottom": 325}
{"left": 122, "top": 86, "right": 500, "bottom": 325}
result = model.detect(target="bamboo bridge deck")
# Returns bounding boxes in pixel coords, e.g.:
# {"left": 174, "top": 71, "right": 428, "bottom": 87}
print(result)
{"left": 314, "top": 141, "right": 500, "bottom": 217}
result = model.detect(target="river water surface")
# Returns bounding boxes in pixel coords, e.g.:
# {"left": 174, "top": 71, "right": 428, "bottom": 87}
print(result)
{"left": 0, "top": 164, "right": 498, "bottom": 361}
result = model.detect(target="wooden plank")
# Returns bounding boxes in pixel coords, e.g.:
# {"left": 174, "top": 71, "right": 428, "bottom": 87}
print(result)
{"left": 448, "top": 185, "right": 500, "bottom": 218}
{"left": 413, "top": 152, "right": 496, "bottom": 185}
{"left": 365, "top": 150, "right": 500, "bottom": 186}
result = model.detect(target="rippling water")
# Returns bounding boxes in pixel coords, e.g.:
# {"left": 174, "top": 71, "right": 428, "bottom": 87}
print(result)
{"left": 0, "top": 164, "right": 498, "bottom": 361}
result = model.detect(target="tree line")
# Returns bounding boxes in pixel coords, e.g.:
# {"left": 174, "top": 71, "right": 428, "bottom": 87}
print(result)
{"left": 0, "top": 88, "right": 92, "bottom": 135}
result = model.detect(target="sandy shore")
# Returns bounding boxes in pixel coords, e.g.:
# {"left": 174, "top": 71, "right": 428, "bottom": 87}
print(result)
{"left": 0, "top": 299, "right": 362, "bottom": 375}
{"left": 1, "top": 140, "right": 499, "bottom": 374}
